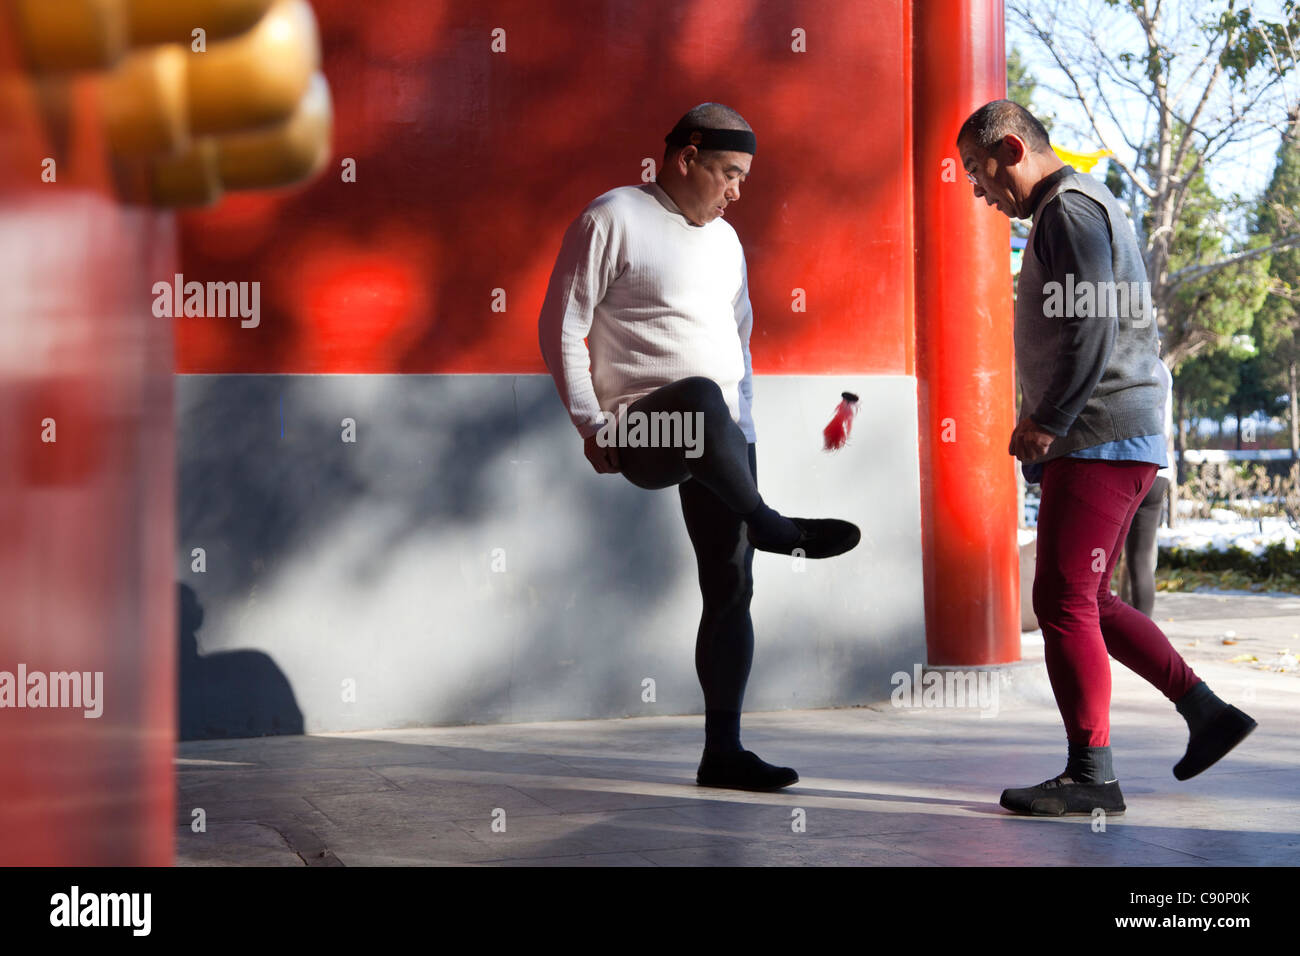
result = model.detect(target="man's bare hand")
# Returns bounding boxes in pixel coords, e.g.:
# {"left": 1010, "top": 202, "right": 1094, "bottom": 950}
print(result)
{"left": 1008, "top": 417, "right": 1056, "bottom": 463}
{"left": 584, "top": 433, "right": 620, "bottom": 474}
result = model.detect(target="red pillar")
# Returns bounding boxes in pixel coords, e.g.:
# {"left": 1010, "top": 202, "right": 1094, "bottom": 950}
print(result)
{"left": 0, "top": 21, "right": 175, "bottom": 864}
{"left": 912, "top": 0, "right": 1020, "bottom": 665}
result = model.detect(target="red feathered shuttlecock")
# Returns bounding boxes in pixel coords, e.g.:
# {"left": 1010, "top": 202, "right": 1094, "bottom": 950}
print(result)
{"left": 822, "top": 391, "right": 860, "bottom": 451}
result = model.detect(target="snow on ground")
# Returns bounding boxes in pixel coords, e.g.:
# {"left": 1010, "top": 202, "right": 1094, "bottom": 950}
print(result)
{"left": 1022, "top": 494, "right": 1300, "bottom": 553}
{"left": 1156, "top": 515, "right": 1300, "bottom": 555}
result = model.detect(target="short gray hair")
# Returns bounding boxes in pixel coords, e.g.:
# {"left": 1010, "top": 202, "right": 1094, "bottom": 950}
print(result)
{"left": 957, "top": 99, "right": 1051, "bottom": 153}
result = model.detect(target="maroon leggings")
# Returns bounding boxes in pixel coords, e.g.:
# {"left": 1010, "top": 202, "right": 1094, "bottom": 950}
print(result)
{"left": 1033, "top": 458, "right": 1201, "bottom": 746}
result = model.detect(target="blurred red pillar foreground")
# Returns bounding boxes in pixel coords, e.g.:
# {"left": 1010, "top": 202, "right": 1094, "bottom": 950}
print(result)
{"left": 912, "top": 0, "right": 1021, "bottom": 665}
{"left": 0, "top": 25, "right": 175, "bottom": 862}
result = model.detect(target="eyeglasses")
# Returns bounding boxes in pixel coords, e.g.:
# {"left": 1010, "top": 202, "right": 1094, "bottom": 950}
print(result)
{"left": 966, "top": 171, "right": 979, "bottom": 186}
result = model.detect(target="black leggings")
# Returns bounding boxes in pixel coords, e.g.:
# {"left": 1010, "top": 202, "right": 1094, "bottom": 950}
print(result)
{"left": 618, "top": 377, "right": 757, "bottom": 713}
{"left": 1123, "top": 475, "right": 1168, "bottom": 618}
{"left": 616, "top": 376, "right": 761, "bottom": 514}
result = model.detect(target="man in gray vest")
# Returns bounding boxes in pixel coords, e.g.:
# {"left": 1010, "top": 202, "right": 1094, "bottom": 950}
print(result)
{"left": 956, "top": 100, "right": 1256, "bottom": 816}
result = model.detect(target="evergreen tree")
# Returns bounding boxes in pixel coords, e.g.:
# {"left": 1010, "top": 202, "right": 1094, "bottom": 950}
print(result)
{"left": 1251, "top": 110, "right": 1300, "bottom": 465}
{"left": 1151, "top": 124, "right": 1272, "bottom": 370}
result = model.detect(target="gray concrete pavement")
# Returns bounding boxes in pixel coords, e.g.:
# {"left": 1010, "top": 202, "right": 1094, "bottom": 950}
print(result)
{"left": 175, "top": 591, "right": 1300, "bottom": 866}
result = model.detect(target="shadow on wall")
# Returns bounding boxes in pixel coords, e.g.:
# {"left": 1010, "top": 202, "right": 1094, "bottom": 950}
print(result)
{"left": 176, "top": 374, "right": 923, "bottom": 732}
{"left": 177, "top": 374, "right": 692, "bottom": 730}
{"left": 179, "top": 582, "right": 304, "bottom": 739}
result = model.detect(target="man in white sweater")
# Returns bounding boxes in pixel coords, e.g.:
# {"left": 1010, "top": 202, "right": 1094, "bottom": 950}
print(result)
{"left": 538, "top": 103, "right": 859, "bottom": 791}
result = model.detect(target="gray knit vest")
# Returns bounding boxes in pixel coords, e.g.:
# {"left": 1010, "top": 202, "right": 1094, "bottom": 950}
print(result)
{"left": 1014, "top": 169, "right": 1165, "bottom": 460}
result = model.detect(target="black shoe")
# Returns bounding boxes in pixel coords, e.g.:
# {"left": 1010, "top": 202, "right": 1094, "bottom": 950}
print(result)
{"left": 747, "top": 517, "right": 860, "bottom": 559}
{"left": 999, "top": 775, "right": 1126, "bottom": 816}
{"left": 696, "top": 749, "right": 799, "bottom": 791}
{"left": 1174, "top": 705, "right": 1257, "bottom": 780}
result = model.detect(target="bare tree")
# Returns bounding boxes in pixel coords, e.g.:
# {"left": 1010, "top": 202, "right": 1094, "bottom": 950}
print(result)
{"left": 1008, "top": 0, "right": 1300, "bottom": 369}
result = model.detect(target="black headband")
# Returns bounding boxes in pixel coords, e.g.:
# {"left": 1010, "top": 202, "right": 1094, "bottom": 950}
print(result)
{"left": 664, "top": 126, "right": 757, "bottom": 154}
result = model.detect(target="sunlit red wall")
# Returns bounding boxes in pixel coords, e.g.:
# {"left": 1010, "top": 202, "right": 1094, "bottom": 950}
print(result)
{"left": 176, "top": 0, "right": 915, "bottom": 377}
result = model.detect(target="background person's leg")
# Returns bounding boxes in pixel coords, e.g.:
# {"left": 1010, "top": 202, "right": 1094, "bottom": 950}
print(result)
{"left": 1122, "top": 475, "right": 1168, "bottom": 618}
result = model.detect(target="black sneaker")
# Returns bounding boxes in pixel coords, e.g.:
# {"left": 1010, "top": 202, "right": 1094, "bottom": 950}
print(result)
{"left": 999, "top": 775, "right": 1126, "bottom": 816}
{"left": 747, "top": 517, "right": 860, "bottom": 559}
{"left": 1174, "top": 704, "right": 1257, "bottom": 780}
{"left": 696, "top": 749, "right": 799, "bottom": 791}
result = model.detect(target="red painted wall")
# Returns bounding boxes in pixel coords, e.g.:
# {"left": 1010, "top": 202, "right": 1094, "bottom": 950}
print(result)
{"left": 177, "top": 0, "right": 915, "bottom": 376}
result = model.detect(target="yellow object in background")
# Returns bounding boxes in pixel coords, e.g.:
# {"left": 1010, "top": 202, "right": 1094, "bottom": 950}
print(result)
{"left": 125, "top": 0, "right": 274, "bottom": 47}
{"left": 1052, "top": 145, "right": 1113, "bottom": 173}
{"left": 102, "top": 44, "right": 190, "bottom": 156}
{"left": 10, "top": 0, "right": 330, "bottom": 207}
{"left": 186, "top": 0, "right": 320, "bottom": 136}
{"left": 145, "top": 70, "right": 332, "bottom": 206}
{"left": 12, "top": 0, "right": 277, "bottom": 71}
{"left": 217, "top": 71, "right": 331, "bottom": 190}
{"left": 50, "top": 0, "right": 333, "bottom": 205}
{"left": 13, "top": 0, "right": 129, "bottom": 71}
{"left": 150, "top": 138, "right": 222, "bottom": 205}
{"left": 105, "top": 0, "right": 320, "bottom": 156}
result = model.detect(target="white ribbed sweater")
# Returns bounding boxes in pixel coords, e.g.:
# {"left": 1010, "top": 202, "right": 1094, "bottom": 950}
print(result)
{"left": 537, "top": 182, "right": 756, "bottom": 441}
